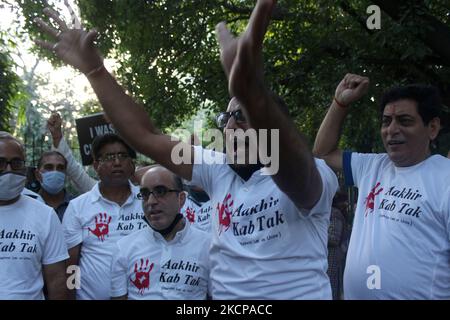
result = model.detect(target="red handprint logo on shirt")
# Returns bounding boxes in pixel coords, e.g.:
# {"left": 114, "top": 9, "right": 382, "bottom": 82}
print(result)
{"left": 185, "top": 207, "right": 195, "bottom": 223}
{"left": 130, "top": 258, "right": 154, "bottom": 295}
{"left": 88, "top": 213, "right": 112, "bottom": 241}
{"left": 217, "top": 193, "right": 233, "bottom": 235}
{"left": 364, "top": 182, "right": 383, "bottom": 217}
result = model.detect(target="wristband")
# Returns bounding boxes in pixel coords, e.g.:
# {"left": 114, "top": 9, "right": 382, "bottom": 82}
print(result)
{"left": 333, "top": 97, "right": 347, "bottom": 108}
{"left": 85, "top": 64, "right": 105, "bottom": 78}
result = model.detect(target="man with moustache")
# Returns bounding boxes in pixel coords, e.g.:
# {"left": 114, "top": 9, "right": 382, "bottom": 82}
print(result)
{"left": 35, "top": 0, "right": 337, "bottom": 299}
{"left": 62, "top": 133, "right": 147, "bottom": 299}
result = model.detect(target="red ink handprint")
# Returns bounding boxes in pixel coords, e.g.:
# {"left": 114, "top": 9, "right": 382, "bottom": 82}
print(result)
{"left": 130, "top": 258, "right": 154, "bottom": 295}
{"left": 217, "top": 193, "right": 233, "bottom": 235}
{"left": 186, "top": 207, "right": 195, "bottom": 223}
{"left": 88, "top": 213, "right": 112, "bottom": 241}
{"left": 364, "top": 182, "right": 383, "bottom": 217}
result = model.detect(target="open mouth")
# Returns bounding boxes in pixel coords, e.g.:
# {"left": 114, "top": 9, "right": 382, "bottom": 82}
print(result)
{"left": 387, "top": 140, "right": 405, "bottom": 146}
{"left": 149, "top": 210, "right": 163, "bottom": 216}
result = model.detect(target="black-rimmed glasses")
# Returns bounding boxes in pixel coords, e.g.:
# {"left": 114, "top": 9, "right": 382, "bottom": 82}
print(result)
{"left": 137, "top": 185, "right": 180, "bottom": 200}
{"left": 216, "top": 110, "right": 246, "bottom": 129}
{"left": 0, "top": 158, "right": 26, "bottom": 171}
{"left": 98, "top": 152, "right": 130, "bottom": 163}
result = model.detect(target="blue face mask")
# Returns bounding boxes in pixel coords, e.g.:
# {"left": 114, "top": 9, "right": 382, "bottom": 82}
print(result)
{"left": 41, "top": 171, "right": 65, "bottom": 195}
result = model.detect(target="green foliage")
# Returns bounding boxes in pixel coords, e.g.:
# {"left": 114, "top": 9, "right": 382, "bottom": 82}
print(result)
{"left": 16, "top": 0, "right": 450, "bottom": 155}
{"left": 0, "top": 34, "right": 23, "bottom": 132}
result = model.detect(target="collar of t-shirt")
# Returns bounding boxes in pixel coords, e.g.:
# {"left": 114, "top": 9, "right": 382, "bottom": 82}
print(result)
{"left": 89, "top": 181, "right": 140, "bottom": 206}
{"left": 231, "top": 166, "right": 271, "bottom": 187}
{"left": 186, "top": 195, "right": 203, "bottom": 207}
{"left": 147, "top": 218, "right": 190, "bottom": 245}
{"left": 228, "top": 163, "right": 264, "bottom": 181}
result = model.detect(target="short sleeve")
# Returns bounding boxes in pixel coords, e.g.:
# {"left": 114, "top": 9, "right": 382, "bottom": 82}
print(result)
{"left": 42, "top": 210, "right": 69, "bottom": 265}
{"left": 190, "top": 146, "right": 226, "bottom": 197}
{"left": 298, "top": 159, "right": 338, "bottom": 218}
{"left": 110, "top": 242, "right": 128, "bottom": 298}
{"left": 444, "top": 187, "right": 450, "bottom": 242}
{"left": 343, "top": 151, "right": 354, "bottom": 186}
{"left": 62, "top": 201, "right": 83, "bottom": 249}
{"left": 345, "top": 152, "right": 386, "bottom": 189}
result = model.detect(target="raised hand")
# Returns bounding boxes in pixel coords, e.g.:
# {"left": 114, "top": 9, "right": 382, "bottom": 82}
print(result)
{"left": 334, "top": 73, "right": 370, "bottom": 107}
{"left": 215, "top": 0, "right": 276, "bottom": 103}
{"left": 33, "top": 7, "right": 103, "bottom": 75}
{"left": 47, "top": 112, "right": 63, "bottom": 147}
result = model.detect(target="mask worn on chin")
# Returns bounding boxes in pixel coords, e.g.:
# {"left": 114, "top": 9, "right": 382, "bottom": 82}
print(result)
{"left": 0, "top": 172, "right": 26, "bottom": 201}
{"left": 41, "top": 171, "right": 66, "bottom": 195}
{"left": 143, "top": 213, "right": 184, "bottom": 236}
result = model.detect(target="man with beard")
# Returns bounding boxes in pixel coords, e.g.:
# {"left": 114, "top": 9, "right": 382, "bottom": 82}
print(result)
{"left": 35, "top": 0, "right": 337, "bottom": 299}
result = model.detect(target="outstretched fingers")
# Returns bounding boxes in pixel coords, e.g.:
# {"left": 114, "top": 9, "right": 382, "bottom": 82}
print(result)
{"left": 83, "top": 29, "right": 99, "bottom": 48}
{"left": 43, "top": 7, "right": 69, "bottom": 32}
{"left": 34, "top": 17, "right": 60, "bottom": 39}
{"left": 34, "top": 39, "right": 57, "bottom": 52}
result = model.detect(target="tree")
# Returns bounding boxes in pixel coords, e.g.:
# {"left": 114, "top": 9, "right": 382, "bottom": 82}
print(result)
{"left": 0, "top": 35, "right": 22, "bottom": 132}
{"left": 17, "top": 0, "right": 450, "bottom": 154}
{"left": 2, "top": 1, "right": 95, "bottom": 165}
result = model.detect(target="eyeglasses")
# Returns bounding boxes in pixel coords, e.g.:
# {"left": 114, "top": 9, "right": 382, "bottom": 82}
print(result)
{"left": 137, "top": 185, "right": 180, "bottom": 200}
{"left": 98, "top": 152, "right": 130, "bottom": 163}
{"left": 216, "top": 110, "right": 246, "bottom": 129}
{"left": 0, "top": 158, "right": 26, "bottom": 171}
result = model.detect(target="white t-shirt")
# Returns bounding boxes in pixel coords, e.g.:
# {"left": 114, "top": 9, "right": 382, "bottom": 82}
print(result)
{"left": 0, "top": 195, "right": 68, "bottom": 299}
{"left": 181, "top": 197, "right": 213, "bottom": 232}
{"left": 22, "top": 188, "right": 44, "bottom": 203}
{"left": 190, "top": 146, "right": 338, "bottom": 299}
{"left": 110, "top": 220, "right": 210, "bottom": 299}
{"left": 343, "top": 153, "right": 450, "bottom": 299}
{"left": 62, "top": 182, "right": 146, "bottom": 299}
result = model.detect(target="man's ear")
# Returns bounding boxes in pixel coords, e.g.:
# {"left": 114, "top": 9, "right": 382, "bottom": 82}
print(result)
{"left": 179, "top": 191, "right": 187, "bottom": 209}
{"left": 34, "top": 168, "right": 43, "bottom": 183}
{"left": 428, "top": 117, "right": 441, "bottom": 141}
{"left": 93, "top": 160, "right": 100, "bottom": 173}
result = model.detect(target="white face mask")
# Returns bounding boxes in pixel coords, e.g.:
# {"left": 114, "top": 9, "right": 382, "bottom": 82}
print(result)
{"left": 0, "top": 172, "right": 27, "bottom": 201}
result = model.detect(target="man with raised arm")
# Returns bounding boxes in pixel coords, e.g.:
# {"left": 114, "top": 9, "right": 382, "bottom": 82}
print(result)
{"left": 34, "top": 0, "right": 337, "bottom": 299}
{"left": 313, "top": 73, "right": 450, "bottom": 299}
{"left": 47, "top": 113, "right": 96, "bottom": 193}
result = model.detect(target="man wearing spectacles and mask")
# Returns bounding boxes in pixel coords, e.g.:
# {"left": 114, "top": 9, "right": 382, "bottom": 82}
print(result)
{"left": 0, "top": 132, "right": 69, "bottom": 299}
{"left": 110, "top": 165, "right": 210, "bottom": 299}
{"left": 62, "top": 133, "right": 147, "bottom": 299}
{"left": 34, "top": 0, "right": 337, "bottom": 299}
